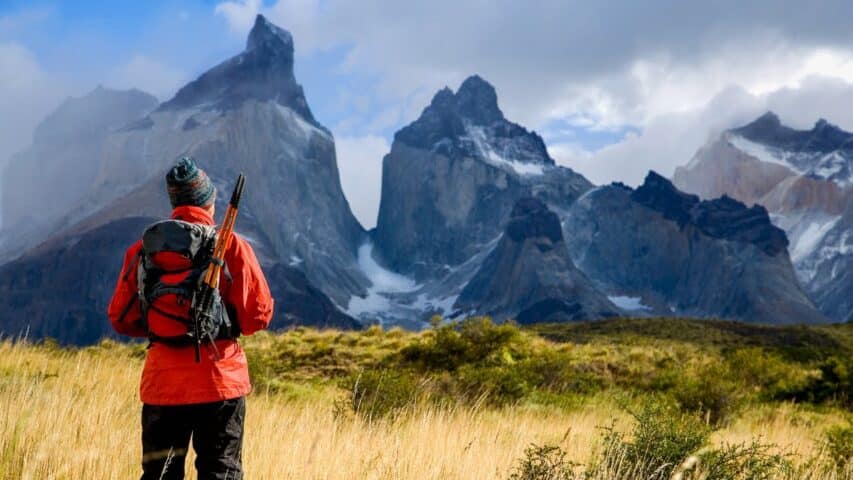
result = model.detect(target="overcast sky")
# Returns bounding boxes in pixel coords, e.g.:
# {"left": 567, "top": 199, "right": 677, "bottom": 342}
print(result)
{"left": 4, "top": 1, "right": 853, "bottom": 227}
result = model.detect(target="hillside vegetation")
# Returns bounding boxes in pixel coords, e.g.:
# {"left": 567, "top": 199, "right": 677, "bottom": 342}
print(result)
{"left": 1, "top": 317, "right": 851, "bottom": 479}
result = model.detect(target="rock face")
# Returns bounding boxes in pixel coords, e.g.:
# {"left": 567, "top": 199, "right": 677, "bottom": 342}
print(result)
{"left": 456, "top": 198, "right": 619, "bottom": 323}
{"left": 373, "top": 75, "right": 592, "bottom": 279}
{"left": 0, "top": 217, "right": 155, "bottom": 344}
{"left": 674, "top": 112, "right": 853, "bottom": 321}
{"left": 0, "top": 15, "right": 366, "bottom": 342}
{"left": 159, "top": 15, "right": 319, "bottom": 129}
{"left": 348, "top": 75, "right": 595, "bottom": 325}
{"left": 565, "top": 172, "right": 828, "bottom": 324}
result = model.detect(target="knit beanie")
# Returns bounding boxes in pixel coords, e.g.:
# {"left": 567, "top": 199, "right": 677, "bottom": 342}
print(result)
{"left": 166, "top": 157, "right": 216, "bottom": 208}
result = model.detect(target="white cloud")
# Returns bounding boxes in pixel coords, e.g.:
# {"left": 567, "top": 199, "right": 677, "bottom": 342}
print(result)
{"left": 0, "top": 42, "right": 67, "bottom": 226}
{"left": 214, "top": 0, "right": 262, "bottom": 34}
{"left": 555, "top": 77, "right": 853, "bottom": 187}
{"left": 0, "top": 42, "right": 64, "bottom": 162}
{"left": 107, "top": 55, "right": 188, "bottom": 100}
{"left": 334, "top": 134, "right": 390, "bottom": 228}
{"left": 212, "top": 0, "right": 853, "bottom": 152}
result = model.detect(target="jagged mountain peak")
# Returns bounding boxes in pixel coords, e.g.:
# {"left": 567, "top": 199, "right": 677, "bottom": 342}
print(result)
{"left": 730, "top": 112, "right": 853, "bottom": 152}
{"left": 455, "top": 74, "right": 502, "bottom": 125}
{"left": 632, "top": 171, "right": 699, "bottom": 224}
{"left": 247, "top": 14, "right": 294, "bottom": 53}
{"left": 753, "top": 111, "right": 782, "bottom": 128}
{"left": 632, "top": 170, "right": 787, "bottom": 256}
{"left": 394, "top": 75, "right": 553, "bottom": 167}
{"left": 158, "top": 16, "right": 320, "bottom": 127}
{"left": 422, "top": 75, "right": 503, "bottom": 125}
{"left": 730, "top": 111, "right": 789, "bottom": 141}
{"left": 723, "top": 112, "right": 853, "bottom": 186}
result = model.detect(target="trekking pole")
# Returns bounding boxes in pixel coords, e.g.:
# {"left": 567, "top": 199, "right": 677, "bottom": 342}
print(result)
{"left": 191, "top": 173, "right": 246, "bottom": 362}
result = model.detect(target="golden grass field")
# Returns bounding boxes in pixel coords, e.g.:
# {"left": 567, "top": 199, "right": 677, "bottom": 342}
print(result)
{"left": 1, "top": 319, "right": 851, "bottom": 479}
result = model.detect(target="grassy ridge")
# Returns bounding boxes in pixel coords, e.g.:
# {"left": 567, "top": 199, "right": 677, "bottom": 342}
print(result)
{"left": 245, "top": 318, "right": 852, "bottom": 417}
{"left": 1, "top": 317, "right": 851, "bottom": 478}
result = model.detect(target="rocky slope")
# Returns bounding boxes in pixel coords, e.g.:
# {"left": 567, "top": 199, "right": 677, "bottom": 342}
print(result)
{"left": 564, "top": 172, "right": 828, "bottom": 324}
{"left": 456, "top": 198, "right": 618, "bottom": 323}
{"left": 674, "top": 112, "right": 852, "bottom": 321}
{"left": 0, "top": 15, "right": 365, "bottom": 342}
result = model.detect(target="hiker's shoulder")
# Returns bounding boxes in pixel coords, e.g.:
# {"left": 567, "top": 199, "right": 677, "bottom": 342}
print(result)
{"left": 226, "top": 232, "right": 258, "bottom": 258}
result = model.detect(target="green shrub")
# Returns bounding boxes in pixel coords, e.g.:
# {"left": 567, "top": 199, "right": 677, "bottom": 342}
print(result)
{"left": 400, "top": 317, "right": 527, "bottom": 371}
{"left": 508, "top": 444, "right": 579, "bottom": 480}
{"left": 724, "top": 347, "right": 809, "bottom": 401}
{"left": 691, "top": 440, "right": 791, "bottom": 480}
{"left": 456, "top": 364, "right": 530, "bottom": 406}
{"left": 825, "top": 425, "right": 853, "bottom": 468}
{"left": 341, "top": 368, "right": 422, "bottom": 421}
{"left": 669, "top": 364, "right": 739, "bottom": 426}
{"left": 520, "top": 353, "right": 605, "bottom": 395}
{"left": 591, "top": 401, "right": 710, "bottom": 479}
{"left": 778, "top": 356, "right": 852, "bottom": 407}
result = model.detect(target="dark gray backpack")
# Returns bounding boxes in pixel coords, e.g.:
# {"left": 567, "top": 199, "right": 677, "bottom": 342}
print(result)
{"left": 137, "top": 219, "right": 236, "bottom": 346}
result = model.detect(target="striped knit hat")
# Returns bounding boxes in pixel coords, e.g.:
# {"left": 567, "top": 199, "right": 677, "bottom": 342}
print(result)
{"left": 166, "top": 157, "right": 216, "bottom": 208}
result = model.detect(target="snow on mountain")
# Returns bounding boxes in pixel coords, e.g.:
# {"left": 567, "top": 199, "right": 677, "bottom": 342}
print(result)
{"left": 608, "top": 295, "right": 652, "bottom": 312}
{"left": 726, "top": 134, "right": 805, "bottom": 174}
{"left": 674, "top": 111, "right": 853, "bottom": 321}
{"left": 465, "top": 125, "right": 546, "bottom": 176}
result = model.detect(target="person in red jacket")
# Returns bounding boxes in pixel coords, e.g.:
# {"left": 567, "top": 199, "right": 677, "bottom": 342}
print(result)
{"left": 108, "top": 157, "right": 273, "bottom": 480}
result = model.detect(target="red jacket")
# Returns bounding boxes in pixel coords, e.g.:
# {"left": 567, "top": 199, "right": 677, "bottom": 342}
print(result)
{"left": 107, "top": 206, "right": 274, "bottom": 405}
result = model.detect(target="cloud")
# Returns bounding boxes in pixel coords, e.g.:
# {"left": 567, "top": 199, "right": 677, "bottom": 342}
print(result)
{"left": 0, "top": 42, "right": 67, "bottom": 225}
{"left": 0, "top": 42, "right": 64, "bottom": 163}
{"left": 555, "top": 77, "right": 853, "bottom": 187}
{"left": 107, "top": 55, "right": 188, "bottom": 100}
{"left": 334, "top": 134, "right": 390, "bottom": 228}
{"left": 214, "top": 1, "right": 853, "bottom": 137}
{"left": 214, "top": 0, "right": 262, "bottom": 34}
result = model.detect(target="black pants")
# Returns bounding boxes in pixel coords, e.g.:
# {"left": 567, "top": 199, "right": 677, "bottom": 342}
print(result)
{"left": 141, "top": 397, "right": 245, "bottom": 480}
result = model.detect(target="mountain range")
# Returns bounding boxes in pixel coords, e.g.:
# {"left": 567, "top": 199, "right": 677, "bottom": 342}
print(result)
{"left": 674, "top": 112, "right": 852, "bottom": 322}
{"left": 0, "top": 15, "right": 839, "bottom": 344}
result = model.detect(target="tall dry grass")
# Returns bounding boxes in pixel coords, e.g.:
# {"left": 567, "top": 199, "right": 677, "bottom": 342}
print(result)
{"left": 0, "top": 340, "right": 848, "bottom": 479}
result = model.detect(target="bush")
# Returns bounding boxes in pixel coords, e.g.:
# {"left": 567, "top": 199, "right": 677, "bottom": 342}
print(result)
{"left": 689, "top": 440, "right": 791, "bottom": 479}
{"left": 669, "top": 364, "right": 739, "bottom": 426}
{"left": 342, "top": 368, "right": 422, "bottom": 421}
{"left": 590, "top": 401, "right": 710, "bottom": 479}
{"left": 825, "top": 425, "right": 853, "bottom": 468}
{"left": 778, "top": 356, "right": 852, "bottom": 407}
{"left": 456, "top": 364, "right": 530, "bottom": 406}
{"left": 400, "top": 317, "right": 527, "bottom": 371}
{"left": 508, "top": 444, "right": 579, "bottom": 480}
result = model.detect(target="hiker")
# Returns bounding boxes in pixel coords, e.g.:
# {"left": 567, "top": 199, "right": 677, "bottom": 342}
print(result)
{"left": 107, "top": 157, "right": 274, "bottom": 480}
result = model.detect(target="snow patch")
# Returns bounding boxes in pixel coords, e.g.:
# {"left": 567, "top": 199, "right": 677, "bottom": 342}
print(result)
{"left": 789, "top": 216, "right": 841, "bottom": 263}
{"left": 608, "top": 295, "right": 651, "bottom": 312}
{"left": 727, "top": 134, "right": 801, "bottom": 173}
{"left": 346, "top": 242, "right": 420, "bottom": 318}
{"left": 357, "top": 242, "right": 418, "bottom": 293}
{"left": 466, "top": 125, "right": 545, "bottom": 176}
{"left": 276, "top": 104, "right": 329, "bottom": 140}
{"left": 411, "top": 293, "right": 459, "bottom": 316}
